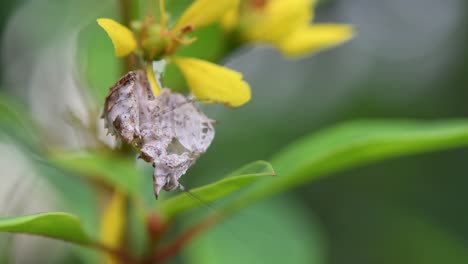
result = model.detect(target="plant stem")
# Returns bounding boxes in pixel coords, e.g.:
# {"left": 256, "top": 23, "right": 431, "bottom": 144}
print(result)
{"left": 152, "top": 214, "right": 223, "bottom": 262}
{"left": 119, "top": 0, "right": 134, "bottom": 72}
{"left": 115, "top": 1, "right": 139, "bottom": 263}
{"left": 91, "top": 241, "right": 139, "bottom": 264}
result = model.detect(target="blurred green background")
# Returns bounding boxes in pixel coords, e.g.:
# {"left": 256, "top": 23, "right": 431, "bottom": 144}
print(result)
{"left": 1, "top": 0, "right": 468, "bottom": 263}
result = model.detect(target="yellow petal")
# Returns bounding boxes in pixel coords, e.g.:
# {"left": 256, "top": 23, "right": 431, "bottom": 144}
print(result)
{"left": 221, "top": 2, "right": 240, "bottom": 31}
{"left": 173, "top": 0, "right": 239, "bottom": 32}
{"left": 99, "top": 190, "right": 126, "bottom": 264}
{"left": 242, "top": 0, "right": 314, "bottom": 43}
{"left": 97, "top": 18, "right": 137, "bottom": 57}
{"left": 146, "top": 63, "right": 161, "bottom": 96}
{"left": 173, "top": 57, "right": 251, "bottom": 107}
{"left": 278, "top": 24, "right": 355, "bottom": 57}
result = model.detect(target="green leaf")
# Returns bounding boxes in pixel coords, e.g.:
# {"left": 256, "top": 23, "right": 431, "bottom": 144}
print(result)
{"left": 0, "top": 212, "right": 91, "bottom": 245}
{"left": 35, "top": 161, "right": 100, "bottom": 236}
{"left": 35, "top": 163, "right": 101, "bottom": 263}
{"left": 0, "top": 92, "right": 40, "bottom": 149}
{"left": 50, "top": 151, "right": 142, "bottom": 196}
{"left": 2, "top": 147, "right": 101, "bottom": 262}
{"left": 160, "top": 161, "right": 275, "bottom": 218}
{"left": 225, "top": 120, "right": 468, "bottom": 211}
{"left": 379, "top": 209, "right": 468, "bottom": 263}
{"left": 182, "top": 196, "right": 325, "bottom": 264}
{"left": 166, "top": 0, "right": 193, "bottom": 21}
{"left": 76, "top": 6, "right": 120, "bottom": 103}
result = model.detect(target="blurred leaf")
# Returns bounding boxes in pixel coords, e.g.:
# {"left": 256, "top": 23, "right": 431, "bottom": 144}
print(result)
{"left": 223, "top": 120, "right": 468, "bottom": 212}
{"left": 164, "top": 60, "right": 187, "bottom": 92}
{"left": 160, "top": 161, "right": 275, "bottom": 218}
{"left": 0, "top": 235, "right": 12, "bottom": 264}
{"left": 183, "top": 196, "right": 325, "bottom": 264}
{"left": 127, "top": 200, "right": 148, "bottom": 257}
{"left": 0, "top": 92, "right": 40, "bottom": 149}
{"left": 4, "top": 148, "right": 101, "bottom": 262}
{"left": 77, "top": 21, "right": 120, "bottom": 103}
{"left": 0, "top": 212, "right": 92, "bottom": 245}
{"left": 35, "top": 160, "right": 100, "bottom": 235}
{"left": 99, "top": 190, "right": 126, "bottom": 264}
{"left": 177, "top": 25, "right": 228, "bottom": 60}
{"left": 337, "top": 203, "right": 468, "bottom": 264}
{"left": 379, "top": 209, "right": 468, "bottom": 264}
{"left": 0, "top": 96, "right": 101, "bottom": 235}
{"left": 50, "top": 151, "right": 141, "bottom": 196}
{"left": 166, "top": 0, "right": 193, "bottom": 22}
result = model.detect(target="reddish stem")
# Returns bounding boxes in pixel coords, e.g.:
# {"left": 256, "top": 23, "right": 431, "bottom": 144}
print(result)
{"left": 152, "top": 214, "right": 222, "bottom": 262}
{"left": 90, "top": 241, "right": 139, "bottom": 264}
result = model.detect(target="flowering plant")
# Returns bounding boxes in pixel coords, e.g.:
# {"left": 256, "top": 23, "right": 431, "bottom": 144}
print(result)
{"left": 1, "top": 1, "right": 468, "bottom": 264}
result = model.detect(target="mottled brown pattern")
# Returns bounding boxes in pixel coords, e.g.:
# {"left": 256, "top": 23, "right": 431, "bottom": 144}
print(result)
{"left": 103, "top": 70, "right": 215, "bottom": 198}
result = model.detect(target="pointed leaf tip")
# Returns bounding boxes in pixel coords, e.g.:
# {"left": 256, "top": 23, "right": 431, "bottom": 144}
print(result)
{"left": 160, "top": 161, "right": 274, "bottom": 218}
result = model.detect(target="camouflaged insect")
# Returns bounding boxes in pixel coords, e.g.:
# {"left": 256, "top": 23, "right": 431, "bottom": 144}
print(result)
{"left": 103, "top": 70, "right": 215, "bottom": 198}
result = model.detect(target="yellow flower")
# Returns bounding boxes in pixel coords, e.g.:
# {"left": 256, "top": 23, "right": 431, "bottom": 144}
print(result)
{"left": 174, "top": 57, "right": 250, "bottom": 107}
{"left": 97, "top": 18, "right": 137, "bottom": 57}
{"left": 222, "top": 0, "right": 354, "bottom": 57}
{"left": 97, "top": 0, "right": 250, "bottom": 107}
{"left": 173, "top": 0, "right": 239, "bottom": 32}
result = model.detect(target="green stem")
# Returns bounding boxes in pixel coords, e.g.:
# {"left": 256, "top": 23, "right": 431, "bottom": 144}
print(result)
{"left": 116, "top": 1, "right": 140, "bottom": 263}
{"left": 119, "top": 0, "right": 134, "bottom": 72}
